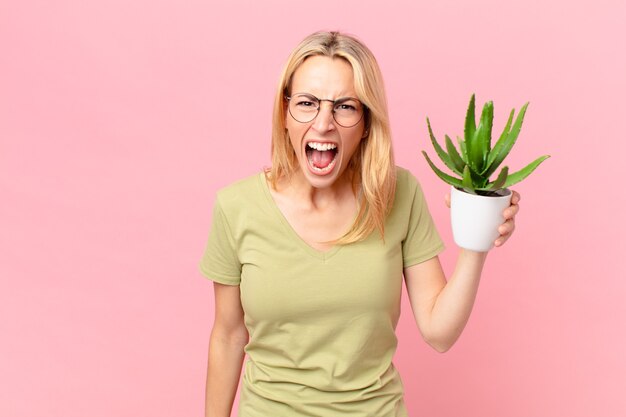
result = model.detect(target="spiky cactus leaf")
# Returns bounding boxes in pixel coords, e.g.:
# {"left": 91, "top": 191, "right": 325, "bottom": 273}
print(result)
{"left": 486, "top": 166, "right": 509, "bottom": 190}
{"left": 464, "top": 94, "right": 476, "bottom": 145}
{"left": 502, "top": 155, "right": 550, "bottom": 188}
{"left": 457, "top": 135, "right": 469, "bottom": 163}
{"left": 422, "top": 151, "right": 464, "bottom": 188}
{"left": 445, "top": 134, "right": 465, "bottom": 173}
{"left": 471, "top": 101, "right": 493, "bottom": 173}
{"left": 484, "top": 103, "right": 529, "bottom": 179}
{"left": 457, "top": 135, "right": 484, "bottom": 181}
{"left": 479, "top": 101, "right": 494, "bottom": 163}
{"left": 483, "top": 108, "right": 515, "bottom": 176}
{"left": 426, "top": 118, "right": 462, "bottom": 175}
{"left": 463, "top": 95, "right": 478, "bottom": 172}
{"left": 462, "top": 165, "right": 476, "bottom": 194}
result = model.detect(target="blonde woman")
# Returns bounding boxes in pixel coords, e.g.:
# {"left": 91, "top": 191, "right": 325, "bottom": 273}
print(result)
{"left": 200, "top": 31, "right": 520, "bottom": 417}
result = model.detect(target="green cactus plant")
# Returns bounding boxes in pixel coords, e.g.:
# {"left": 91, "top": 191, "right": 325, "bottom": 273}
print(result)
{"left": 422, "top": 94, "right": 550, "bottom": 196}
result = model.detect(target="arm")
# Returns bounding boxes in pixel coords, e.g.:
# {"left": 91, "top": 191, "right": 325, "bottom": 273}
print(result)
{"left": 404, "top": 191, "right": 520, "bottom": 353}
{"left": 205, "top": 282, "right": 249, "bottom": 417}
{"left": 404, "top": 251, "right": 486, "bottom": 353}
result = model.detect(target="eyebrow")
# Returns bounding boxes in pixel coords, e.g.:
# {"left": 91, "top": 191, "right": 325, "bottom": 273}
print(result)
{"left": 292, "top": 92, "right": 359, "bottom": 102}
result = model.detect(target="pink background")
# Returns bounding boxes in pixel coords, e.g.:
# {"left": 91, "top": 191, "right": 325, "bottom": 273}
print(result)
{"left": 1, "top": 1, "right": 624, "bottom": 416}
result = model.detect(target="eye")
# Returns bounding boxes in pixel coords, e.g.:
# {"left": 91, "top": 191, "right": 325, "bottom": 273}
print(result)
{"left": 335, "top": 100, "right": 359, "bottom": 112}
{"left": 292, "top": 94, "right": 319, "bottom": 109}
{"left": 337, "top": 103, "right": 356, "bottom": 111}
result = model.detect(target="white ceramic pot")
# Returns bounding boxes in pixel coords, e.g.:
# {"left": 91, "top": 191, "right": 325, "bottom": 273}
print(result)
{"left": 450, "top": 186, "right": 512, "bottom": 252}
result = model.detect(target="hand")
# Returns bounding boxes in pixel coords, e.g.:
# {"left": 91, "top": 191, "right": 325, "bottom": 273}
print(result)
{"left": 495, "top": 190, "right": 520, "bottom": 247}
{"left": 444, "top": 190, "right": 521, "bottom": 248}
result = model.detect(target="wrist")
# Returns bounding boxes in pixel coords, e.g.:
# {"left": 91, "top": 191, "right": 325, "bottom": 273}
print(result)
{"left": 459, "top": 248, "right": 488, "bottom": 263}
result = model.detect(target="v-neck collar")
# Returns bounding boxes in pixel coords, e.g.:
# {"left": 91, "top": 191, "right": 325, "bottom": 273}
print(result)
{"left": 258, "top": 172, "right": 344, "bottom": 261}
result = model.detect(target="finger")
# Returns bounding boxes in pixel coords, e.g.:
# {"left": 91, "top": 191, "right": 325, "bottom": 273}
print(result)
{"left": 503, "top": 204, "right": 520, "bottom": 219}
{"left": 498, "top": 218, "right": 516, "bottom": 236}
{"left": 494, "top": 232, "right": 511, "bottom": 247}
{"left": 511, "top": 190, "right": 521, "bottom": 205}
{"left": 495, "top": 237, "right": 508, "bottom": 247}
{"left": 444, "top": 193, "right": 451, "bottom": 208}
{"left": 495, "top": 220, "right": 516, "bottom": 247}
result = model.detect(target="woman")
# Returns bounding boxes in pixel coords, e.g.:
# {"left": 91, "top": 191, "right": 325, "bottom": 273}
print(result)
{"left": 200, "top": 31, "right": 519, "bottom": 417}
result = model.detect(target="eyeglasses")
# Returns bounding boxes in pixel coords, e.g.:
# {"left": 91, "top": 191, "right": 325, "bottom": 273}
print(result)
{"left": 286, "top": 93, "right": 366, "bottom": 128}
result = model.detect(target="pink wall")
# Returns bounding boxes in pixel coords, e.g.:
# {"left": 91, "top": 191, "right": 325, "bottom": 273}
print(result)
{"left": 1, "top": 0, "right": 624, "bottom": 416}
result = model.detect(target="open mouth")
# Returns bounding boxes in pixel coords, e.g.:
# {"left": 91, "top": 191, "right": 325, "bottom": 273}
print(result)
{"left": 305, "top": 141, "right": 339, "bottom": 175}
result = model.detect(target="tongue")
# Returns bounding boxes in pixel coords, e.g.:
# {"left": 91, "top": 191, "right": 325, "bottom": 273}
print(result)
{"left": 311, "top": 150, "right": 334, "bottom": 168}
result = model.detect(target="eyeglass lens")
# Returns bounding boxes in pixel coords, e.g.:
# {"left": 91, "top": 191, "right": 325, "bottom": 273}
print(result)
{"left": 288, "top": 94, "right": 364, "bottom": 128}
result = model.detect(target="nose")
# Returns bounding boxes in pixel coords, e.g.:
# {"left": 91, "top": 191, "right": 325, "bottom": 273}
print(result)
{"left": 311, "top": 101, "right": 336, "bottom": 133}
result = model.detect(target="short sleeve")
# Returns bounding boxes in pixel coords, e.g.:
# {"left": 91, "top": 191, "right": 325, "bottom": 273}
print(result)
{"left": 401, "top": 173, "right": 445, "bottom": 267}
{"left": 198, "top": 197, "right": 242, "bottom": 285}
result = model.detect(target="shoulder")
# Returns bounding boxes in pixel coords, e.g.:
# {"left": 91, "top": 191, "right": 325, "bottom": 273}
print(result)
{"left": 391, "top": 166, "right": 435, "bottom": 219}
{"left": 210, "top": 172, "right": 270, "bottom": 238}
{"left": 384, "top": 166, "right": 435, "bottom": 239}
{"left": 215, "top": 171, "right": 265, "bottom": 205}
{"left": 211, "top": 171, "right": 269, "bottom": 225}
{"left": 394, "top": 165, "right": 423, "bottom": 197}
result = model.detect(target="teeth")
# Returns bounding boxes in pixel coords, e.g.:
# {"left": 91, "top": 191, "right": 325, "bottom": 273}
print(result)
{"left": 307, "top": 142, "right": 337, "bottom": 151}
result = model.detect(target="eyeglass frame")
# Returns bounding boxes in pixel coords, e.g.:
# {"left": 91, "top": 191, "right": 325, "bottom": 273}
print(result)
{"left": 285, "top": 93, "right": 367, "bottom": 128}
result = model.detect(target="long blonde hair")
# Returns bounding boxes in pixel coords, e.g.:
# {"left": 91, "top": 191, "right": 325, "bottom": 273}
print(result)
{"left": 267, "top": 31, "right": 396, "bottom": 244}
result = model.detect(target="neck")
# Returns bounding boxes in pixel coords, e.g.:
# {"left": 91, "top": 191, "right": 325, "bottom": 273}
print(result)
{"left": 276, "top": 168, "right": 357, "bottom": 210}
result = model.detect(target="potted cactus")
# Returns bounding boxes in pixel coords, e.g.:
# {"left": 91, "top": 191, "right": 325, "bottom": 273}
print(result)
{"left": 422, "top": 94, "right": 549, "bottom": 251}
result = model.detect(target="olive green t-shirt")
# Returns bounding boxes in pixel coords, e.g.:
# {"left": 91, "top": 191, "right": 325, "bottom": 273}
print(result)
{"left": 200, "top": 167, "right": 444, "bottom": 417}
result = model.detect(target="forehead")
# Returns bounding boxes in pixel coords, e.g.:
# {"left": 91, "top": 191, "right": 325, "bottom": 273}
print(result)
{"left": 290, "top": 55, "right": 356, "bottom": 97}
